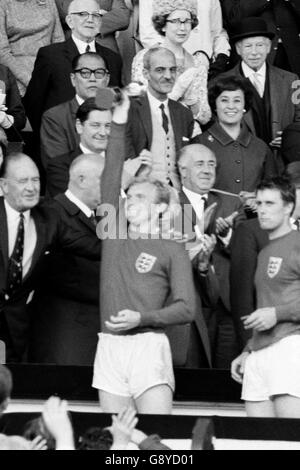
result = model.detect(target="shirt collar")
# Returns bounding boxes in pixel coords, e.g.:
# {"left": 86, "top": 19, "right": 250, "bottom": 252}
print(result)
{"left": 182, "top": 186, "right": 208, "bottom": 201}
{"left": 79, "top": 143, "right": 106, "bottom": 158}
{"left": 65, "top": 189, "right": 93, "bottom": 218}
{"left": 76, "top": 94, "right": 85, "bottom": 106}
{"left": 209, "top": 121, "right": 252, "bottom": 147}
{"left": 241, "top": 61, "right": 266, "bottom": 80}
{"left": 4, "top": 199, "right": 31, "bottom": 224}
{"left": 147, "top": 90, "right": 169, "bottom": 110}
{"left": 72, "top": 34, "right": 96, "bottom": 54}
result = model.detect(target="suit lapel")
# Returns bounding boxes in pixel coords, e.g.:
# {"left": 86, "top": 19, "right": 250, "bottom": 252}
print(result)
{"left": 138, "top": 95, "right": 152, "bottom": 146}
{"left": 268, "top": 65, "right": 285, "bottom": 136}
{"left": 0, "top": 198, "right": 9, "bottom": 274}
{"left": 64, "top": 37, "right": 80, "bottom": 62}
{"left": 23, "top": 207, "right": 47, "bottom": 282}
{"left": 168, "top": 100, "right": 181, "bottom": 151}
{"left": 55, "top": 194, "right": 96, "bottom": 233}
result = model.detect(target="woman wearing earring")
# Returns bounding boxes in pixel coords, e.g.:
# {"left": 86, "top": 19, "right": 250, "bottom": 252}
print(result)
{"left": 131, "top": 0, "right": 211, "bottom": 125}
{"left": 196, "top": 76, "right": 277, "bottom": 198}
{"left": 0, "top": 0, "right": 64, "bottom": 96}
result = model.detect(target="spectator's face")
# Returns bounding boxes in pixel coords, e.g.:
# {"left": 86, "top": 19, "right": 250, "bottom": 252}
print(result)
{"left": 76, "top": 110, "right": 112, "bottom": 152}
{"left": 125, "top": 182, "right": 162, "bottom": 229}
{"left": 143, "top": 51, "right": 177, "bottom": 100}
{"left": 215, "top": 89, "right": 245, "bottom": 126}
{"left": 67, "top": 0, "right": 102, "bottom": 42}
{"left": 256, "top": 189, "right": 293, "bottom": 232}
{"left": 0, "top": 157, "right": 40, "bottom": 212}
{"left": 82, "top": 164, "right": 103, "bottom": 209}
{"left": 163, "top": 9, "right": 192, "bottom": 45}
{"left": 71, "top": 56, "right": 109, "bottom": 100}
{"left": 236, "top": 36, "right": 271, "bottom": 71}
{"left": 180, "top": 147, "right": 216, "bottom": 194}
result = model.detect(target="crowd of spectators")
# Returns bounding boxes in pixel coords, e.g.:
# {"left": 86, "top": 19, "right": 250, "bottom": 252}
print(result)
{"left": 1, "top": 0, "right": 300, "bottom": 421}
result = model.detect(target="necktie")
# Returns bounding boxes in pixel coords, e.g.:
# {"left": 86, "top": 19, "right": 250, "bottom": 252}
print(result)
{"left": 294, "top": 219, "right": 300, "bottom": 231}
{"left": 6, "top": 213, "right": 24, "bottom": 297}
{"left": 159, "top": 103, "right": 169, "bottom": 134}
{"left": 201, "top": 196, "right": 208, "bottom": 210}
{"left": 86, "top": 44, "right": 91, "bottom": 53}
{"left": 90, "top": 211, "right": 97, "bottom": 227}
{"left": 251, "top": 72, "right": 264, "bottom": 98}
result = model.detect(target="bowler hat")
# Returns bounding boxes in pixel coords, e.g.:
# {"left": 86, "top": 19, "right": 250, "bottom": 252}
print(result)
{"left": 231, "top": 17, "right": 275, "bottom": 42}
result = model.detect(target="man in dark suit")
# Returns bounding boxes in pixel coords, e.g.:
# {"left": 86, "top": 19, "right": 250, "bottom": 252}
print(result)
{"left": 126, "top": 47, "right": 195, "bottom": 191}
{"left": 221, "top": 0, "right": 300, "bottom": 77}
{"left": 0, "top": 153, "right": 101, "bottom": 363}
{"left": 40, "top": 51, "right": 110, "bottom": 169}
{"left": 46, "top": 98, "right": 112, "bottom": 197}
{"left": 56, "top": 0, "right": 130, "bottom": 54}
{"left": 28, "top": 155, "right": 104, "bottom": 365}
{"left": 178, "top": 143, "right": 245, "bottom": 368}
{"left": 216, "top": 17, "right": 300, "bottom": 170}
{"left": 46, "top": 96, "right": 149, "bottom": 197}
{"left": 24, "top": 0, "right": 122, "bottom": 134}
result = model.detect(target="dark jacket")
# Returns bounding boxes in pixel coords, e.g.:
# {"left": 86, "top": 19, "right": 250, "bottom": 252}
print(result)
{"left": 195, "top": 121, "right": 277, "bottom": 194}
{"left": 126, "top": 94, "right": 195, "bottom": 159}
{"left": 230, "top": 218, "right": 269, "bottom": 350}
{"left": 24, "top": 37, "right": 122, "bottom": 132}
{"left": 40, "top": 97, "right": 79, "bottom": 169}
{"left": 0, "top": 198, "right": 101, "bottom": 362}
{"left": 28, "top": 194, "right": 100, "bottom": 365}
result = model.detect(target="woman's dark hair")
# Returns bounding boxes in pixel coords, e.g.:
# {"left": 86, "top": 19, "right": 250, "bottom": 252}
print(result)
{"left": 77, "top": 427, "right": 113, "bottom": 450}
{"left": 23, "top": 417, "right": 56, "bottom": 450}
{"left": 208, "top": 76, "right": 253, "bottom": 114}
{"left": 152, "top": 12, "right": 198, "bottom": 36}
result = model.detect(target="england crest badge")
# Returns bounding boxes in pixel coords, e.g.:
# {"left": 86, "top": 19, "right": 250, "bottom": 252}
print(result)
{"left": 267, "top": 257, "right": 283, "bottom": 279}
{"left": 135, "top": 252, "right": 157, "bottom": 274}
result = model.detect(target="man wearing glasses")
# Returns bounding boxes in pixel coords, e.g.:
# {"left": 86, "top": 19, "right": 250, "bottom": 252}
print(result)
{"left": 40, "top": 52, "right": 110, "bottom": 169}
{"left": 55, "top": 0, "right": 130, "bottom": 55}
{"left": 24, "top": 0, "right": 122, "bottom": 134}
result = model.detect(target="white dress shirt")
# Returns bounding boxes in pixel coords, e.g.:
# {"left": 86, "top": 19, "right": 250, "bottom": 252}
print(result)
{"left": 4, "top": 200, "right": 37, "bottom": 278}
{"left": 71, "top": 34, "right": 96, "bottom": 53}
{"left": 65, "top": 189, "right": 93, "bottom": 218}
{"left": 147, "top": 91, "right": 170, "bottom": 125}
{"left": 242, "top": 61, "right": 266, "bottom": 98}
{"left": 182, "top": 186, "right": 207, "bottom": 224}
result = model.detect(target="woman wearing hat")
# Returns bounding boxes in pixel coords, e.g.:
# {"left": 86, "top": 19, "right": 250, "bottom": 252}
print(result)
{"left": 131, "top": 0, "right": 211, "bottom": 125}
{"left": 196, "top": 75, "right": 277, "bottom": 206}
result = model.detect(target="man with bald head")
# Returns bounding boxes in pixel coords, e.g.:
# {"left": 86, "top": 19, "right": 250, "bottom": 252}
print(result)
{"left": 178, "top": 143, "right": 244, "bottom": 368}
{"left": 29, "top": 155, "right": 104, "bottom": 365}
{"left": 0, "top": 153, "right": 101, "bottom": 362}
{"left": 24, "top": 0, "right": 122, "bottom": 134}
{"left": 126, "top": 47, "right": 195, "bottom": 190}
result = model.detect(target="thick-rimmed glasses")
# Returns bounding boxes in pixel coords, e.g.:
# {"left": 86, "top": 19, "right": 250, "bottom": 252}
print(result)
{"left": 166, "top": 18, "right": 192, "bottom": 26}
{"left": 69, "top": 11, "right": 102, "bottom": 21}
{"left": 74, "top": 68, "right": 109, "bottom": 79}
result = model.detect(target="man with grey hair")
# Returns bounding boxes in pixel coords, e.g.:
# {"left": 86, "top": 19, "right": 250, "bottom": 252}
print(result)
{"left": 216, "top": 17, "right": 300, "bottom": 170}
{"left": 29, "top": 154, "right": 104, "bottom": 365}
{"left": 126, "top": 46, "right": 195, "bottom": 190}
{"left": 177, "top": 143, "right": 244, "bottom": 368}
{"left": 24, "top": 0, "right": 122, "bottom": 134}
{"left": 0, "top": 152, "right": 101, "bottom": 362}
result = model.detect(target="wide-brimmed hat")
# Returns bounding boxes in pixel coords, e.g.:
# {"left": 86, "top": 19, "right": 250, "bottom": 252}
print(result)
{"left": 231, "top": 17, "right": 275, "bottom": 42}
{"left": 152, "top": 0, "right": 197, "bottom": 18}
